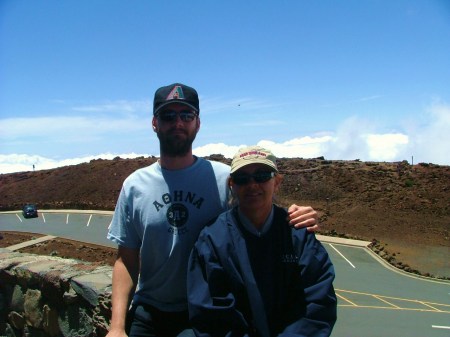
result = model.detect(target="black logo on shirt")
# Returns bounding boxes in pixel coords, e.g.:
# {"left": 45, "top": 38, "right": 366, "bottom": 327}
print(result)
{"left": 153, "top": 191, "right": 204, "bottom": 211}
{"left": 152, "top": 190, "right": 205, "bottom": 235}
{"left": 167, "top": 203, "right": 188, "bottom": 227}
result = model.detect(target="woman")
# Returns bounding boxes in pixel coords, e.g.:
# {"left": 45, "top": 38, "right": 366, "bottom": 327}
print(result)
{"left": 187, "top": 146, "right": 337, "bottom": 337}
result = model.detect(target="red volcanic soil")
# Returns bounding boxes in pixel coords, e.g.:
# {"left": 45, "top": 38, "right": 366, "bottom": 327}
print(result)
{"left": 1, "top": 156, "right": 449, "bottom": 279}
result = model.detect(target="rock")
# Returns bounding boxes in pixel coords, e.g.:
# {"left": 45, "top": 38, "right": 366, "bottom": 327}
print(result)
{"left": 58, "top": 303, "right": 93, "bottom": 337}
{"left": 42, "top": 304, "right": 60, "bottom": 337}
{"left": 63, "top": 288, "right": 79, "bottom": 305}
{"left": 4, "top": 323, "right": 16, "bottom": 337}
{"left": 24, "top": 289, "right": 43, "bottom": 328}
{"left": 11, "top": 284, "right": 25, "bottom": 312}
{"left": 8, "top": 311, "right": 25, "bottom": 330}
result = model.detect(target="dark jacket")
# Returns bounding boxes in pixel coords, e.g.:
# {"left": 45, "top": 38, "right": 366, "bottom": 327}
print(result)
{"left": 187, "top": 205, "right": 337, "bottom": 337}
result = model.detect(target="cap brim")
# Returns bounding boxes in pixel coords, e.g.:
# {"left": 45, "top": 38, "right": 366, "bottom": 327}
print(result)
{"left": 230, "top": 160, "right": 278, "bottom": 174}
{"left": 154, "top": 101, "right": 199, "bottom": 115}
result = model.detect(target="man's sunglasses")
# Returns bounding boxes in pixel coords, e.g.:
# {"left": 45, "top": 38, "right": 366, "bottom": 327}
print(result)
{"left": 231, "top": 171, "right": 275, "bottom": 186}
{"left": 156, "top": 110, "right": 197, "bottom": 123}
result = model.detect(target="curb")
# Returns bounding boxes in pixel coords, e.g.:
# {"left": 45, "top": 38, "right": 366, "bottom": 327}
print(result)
{"left": 5, "top": 235, "right": 57, "bottom": 251}
{"left": 0, "top": 209, "right": 114, "bottom": 215}
{"left": 316, "top": 234, "right": 371, "bottom": 247}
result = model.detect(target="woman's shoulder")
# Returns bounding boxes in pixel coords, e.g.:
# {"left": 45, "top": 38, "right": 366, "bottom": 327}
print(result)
{"left": 273, "top": 204, "right": 289, "bottom": 217}
{"left": 197, "top": 210, "right": 235, "bottom": 243}
{"left": 205, "top": 210, "right": 233, "bottom": 230}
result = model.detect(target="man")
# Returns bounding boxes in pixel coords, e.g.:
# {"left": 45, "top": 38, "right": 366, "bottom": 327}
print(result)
{"left": 106, "top": 83, "right": 319, "bottom": 337}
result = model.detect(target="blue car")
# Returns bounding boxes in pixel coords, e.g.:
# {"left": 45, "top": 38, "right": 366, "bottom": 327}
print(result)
{"left": 22, "top": 204, "right": 38, "bottom": 218}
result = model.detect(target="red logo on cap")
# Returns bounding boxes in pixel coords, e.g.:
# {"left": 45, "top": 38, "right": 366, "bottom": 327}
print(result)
{"left": 240, "top": 151, "right": 267, "bottom": 158}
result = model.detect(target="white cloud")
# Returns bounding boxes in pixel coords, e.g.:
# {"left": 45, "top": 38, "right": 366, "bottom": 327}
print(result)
{"left": 193, "top": 143, "right": 245, "bottom": 159}
{"left": 193, "top": 103, "right": 450, "bottom": 165}
{"left": 71, "top": 99, "right": 151, "bottom": 113}
{"left": 0, "top": 153, "right": 150, "bottom": 174}
{"left": 0, "top": 115, "right": 150, "bottom": 140}
{"left": 193, "top": 131, "right": 410, "bottom": 163}
{"left": 200, "top": 97, "right": 278, "bottom": 115}
{"left": 356, "top": 95, "right": 383, "bottom": 102}
{"left": 258, "top": 137, "right": 333, "bottom": 159}
{"left": 1, "top": 103, "right": 449, "bottom": 174}
{"left": 366, "top": 133, "right": 409, "bottom": 161}
{"left": 241, "top": 120, "right": 286, "bottom": 127}
{"left": 321, "top": 95, "right": 383, "bottom": 108}
{"left": 321, "top": 116, "right": 372, "bottom": 160}
{"left": 406, "top": 102, "right": 450, "bottom": 164}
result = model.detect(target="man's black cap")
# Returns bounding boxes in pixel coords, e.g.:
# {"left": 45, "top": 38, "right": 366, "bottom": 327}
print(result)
{"left": 153, "top": 83, "right": 199, "bottom": 115}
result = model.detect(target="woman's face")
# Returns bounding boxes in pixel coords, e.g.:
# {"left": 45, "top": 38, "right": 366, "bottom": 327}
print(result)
{"left": 230, "top": 163, "right": 280, "bottom": 214}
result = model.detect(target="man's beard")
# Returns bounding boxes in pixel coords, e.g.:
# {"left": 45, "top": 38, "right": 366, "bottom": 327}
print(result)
{"left": 157, "top": 128, "right": 197, "bottom": 157}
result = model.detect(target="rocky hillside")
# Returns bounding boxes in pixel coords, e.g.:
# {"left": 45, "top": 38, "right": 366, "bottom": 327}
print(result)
{"left": 0, "top": 156, "right": 449, "bottom": 278}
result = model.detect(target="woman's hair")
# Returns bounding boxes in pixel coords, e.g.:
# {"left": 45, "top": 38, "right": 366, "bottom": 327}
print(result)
{"left": 227, "top": 173, "right": 283, "bottom": 208}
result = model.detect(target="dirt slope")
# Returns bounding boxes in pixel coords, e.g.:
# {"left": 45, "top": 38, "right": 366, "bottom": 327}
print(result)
{"left": 0, "top": 156, "right": 448, "bottom": 278}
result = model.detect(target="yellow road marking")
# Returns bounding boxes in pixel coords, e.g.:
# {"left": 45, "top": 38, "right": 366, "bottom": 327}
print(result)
{"left": 336, "top": 289, "right": 450, "bottom": 313}
{"left": 336, "top": 293, "right": 357, "bottom": 306}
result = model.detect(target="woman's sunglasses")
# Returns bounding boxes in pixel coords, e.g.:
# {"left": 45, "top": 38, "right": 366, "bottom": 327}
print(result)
{"left": 156, "top": 109, "right": 197, "bottom": 123}
{"left": 231, "top": 171, "right": 275, "bottom": 186}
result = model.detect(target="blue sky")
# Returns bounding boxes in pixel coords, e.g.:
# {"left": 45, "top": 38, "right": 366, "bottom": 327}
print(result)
{"left": 1, "top": 0, "right": 449, "bottom": 173}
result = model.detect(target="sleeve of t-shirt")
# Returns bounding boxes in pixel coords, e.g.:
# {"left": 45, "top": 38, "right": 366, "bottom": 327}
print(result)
{"left": 107, "top": 185, "right": 141, "bottom": 249}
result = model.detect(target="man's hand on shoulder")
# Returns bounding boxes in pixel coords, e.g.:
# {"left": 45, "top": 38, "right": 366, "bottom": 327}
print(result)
{"left": 287, "top": 204, "right": 319, "bottom": 232}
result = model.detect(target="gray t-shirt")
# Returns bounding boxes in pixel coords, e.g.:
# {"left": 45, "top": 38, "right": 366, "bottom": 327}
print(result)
{"left": 107, "top": 157, "right": 230, "bottom": 311}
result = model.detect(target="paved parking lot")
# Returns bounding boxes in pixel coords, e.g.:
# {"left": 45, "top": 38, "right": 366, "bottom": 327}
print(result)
{"left": 1, "top": 210, "right": 449, "bottom": 337}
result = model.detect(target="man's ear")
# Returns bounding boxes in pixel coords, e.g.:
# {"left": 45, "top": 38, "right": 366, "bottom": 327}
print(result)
{"left": 196, "top": 117, "right": 201, "bottom": 132}
{"left": 152, "top": 117, "right": 158, "bottom": 132}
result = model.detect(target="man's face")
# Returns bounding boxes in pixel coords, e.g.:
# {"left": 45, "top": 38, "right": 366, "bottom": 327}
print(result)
{"left": 153, "top": 103, "right": 200, "bottom": 157}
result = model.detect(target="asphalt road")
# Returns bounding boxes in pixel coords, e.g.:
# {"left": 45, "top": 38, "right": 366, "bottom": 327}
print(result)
{"left": 1, "top": 210, "right": 449, "bottom": 337}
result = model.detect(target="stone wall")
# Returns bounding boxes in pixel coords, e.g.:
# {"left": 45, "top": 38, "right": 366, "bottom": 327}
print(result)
{"left": 0, "top": 248, "right": 112, "bottom": 337}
